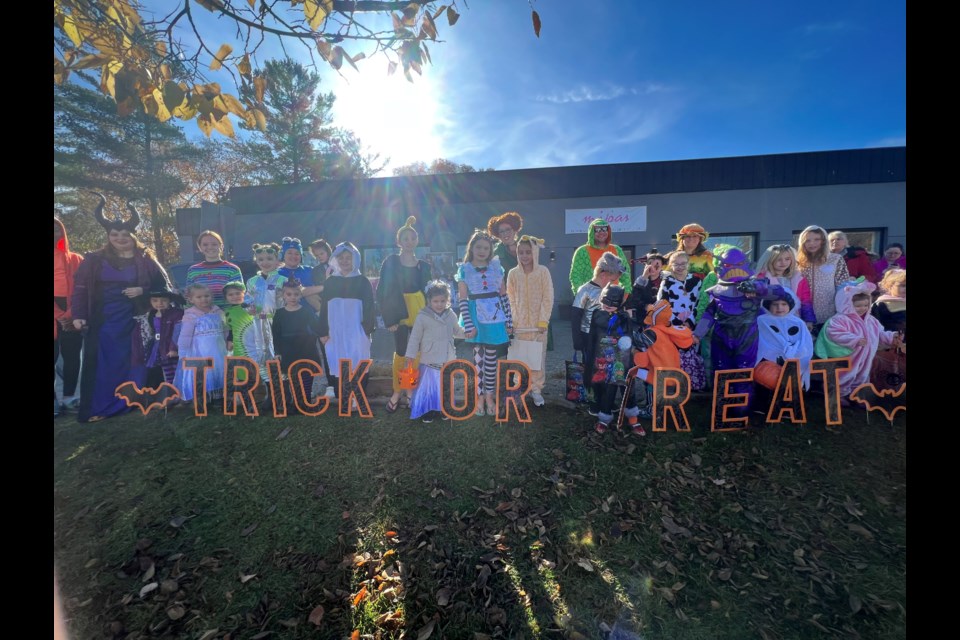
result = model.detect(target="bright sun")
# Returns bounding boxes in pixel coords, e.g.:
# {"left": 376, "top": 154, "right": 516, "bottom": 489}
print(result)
{"left": 329, "top": 67, "right": 446, "bottom": 176}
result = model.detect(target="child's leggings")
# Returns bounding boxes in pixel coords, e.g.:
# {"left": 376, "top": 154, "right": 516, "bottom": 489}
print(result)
{"left": 473, "top": 344, "right": 501, "bottom": 396}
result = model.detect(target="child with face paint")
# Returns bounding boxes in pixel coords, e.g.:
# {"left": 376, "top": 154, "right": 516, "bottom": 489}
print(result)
{"left": 318, "top": 242, "right": 376, "bottom": 398}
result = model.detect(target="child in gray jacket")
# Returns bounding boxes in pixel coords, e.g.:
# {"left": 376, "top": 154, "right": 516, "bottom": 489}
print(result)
{"left": 405, "top": 281, "right": 466, "bottom": 422}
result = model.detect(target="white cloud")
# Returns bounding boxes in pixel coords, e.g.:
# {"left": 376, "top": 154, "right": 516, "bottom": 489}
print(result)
{"left": 536, "top": 83, "right": 668, "bottom": 104}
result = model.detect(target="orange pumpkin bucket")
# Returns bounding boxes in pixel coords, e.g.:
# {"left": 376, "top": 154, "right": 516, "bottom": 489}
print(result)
{"left": 754, "top": 360, "right": 783, "bottom": 390}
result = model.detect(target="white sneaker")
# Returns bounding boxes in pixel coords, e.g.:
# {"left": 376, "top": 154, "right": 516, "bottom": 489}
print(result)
{"left": 324, "top": 386, "right": 336, "bottom": 398}
{"left": 531, "top": 391, "right": 545, "bottom": 407}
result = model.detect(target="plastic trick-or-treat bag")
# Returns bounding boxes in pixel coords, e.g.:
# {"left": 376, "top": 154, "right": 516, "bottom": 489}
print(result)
{"left": 565, "top": 352, "right": 587, "bottom": 403}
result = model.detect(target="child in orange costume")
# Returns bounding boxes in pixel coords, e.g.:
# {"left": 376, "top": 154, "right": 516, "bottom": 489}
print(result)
{"left": 632, "top": 299, "right": 695, "bottom": 422}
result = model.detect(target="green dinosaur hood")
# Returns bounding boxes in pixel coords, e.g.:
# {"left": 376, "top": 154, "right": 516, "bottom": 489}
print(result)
{"left": 587, "top": 218, "right": 614, "bottom": 248}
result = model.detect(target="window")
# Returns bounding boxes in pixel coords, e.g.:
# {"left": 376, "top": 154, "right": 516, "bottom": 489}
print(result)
{"left": 792, "top": 228, "right": 885, "bottom": 255}
{"left": 702, "top": 233, "right": 759, "bottom": 263}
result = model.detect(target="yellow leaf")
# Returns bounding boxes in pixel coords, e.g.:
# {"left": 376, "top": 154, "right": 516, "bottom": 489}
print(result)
{"left": 192, "top": 95, "right": 214, "bottom": 116}
{"left": 71, "top": 54, "right": 111, "bottom": 70}
{"left": 173, "top": 99, "right": 198, "bottom": 121}
{"left": 253, "top": 76, "right": 267, "bottom": 103}
{"left": 247, "top": 0, "right": 256, "bottom": 7}
{"left": 238, "top": 53, "right": 252, "bottom": 77}
{"left": 251, "top": 108, "right": 267, "bottom": 131}
{"left": 162, "top": 80, "right": 186, "bottom": 110}
{"left": 432, "top": 5, "right": 448, "bottom": 20}
{"left": 195, "top": 82, "right": 222, "bottom": 99}
{"left": 210, "top": 43, "right": 233, "bottom": 71}
{"left": 100, "top": 66, "right": 116, "bottom": 98}
{"left": 160, "top": 64, "right": 172, "bottom": 81}
{"left": 402, "top": 3, "right": 419, "bottom": 27}
{"left": 446, "top": 6, "right": 460, "bottom": 26}
{"left": 197, "top": 115, "right": 213, "bottom": 137}
{"left": 63, "top": 14, "right": 83, "bottom": 48}
{"left": 304, "top": 0, "right": 332, "bottom": 31}
{"left": 150, "top": 89, "right": 172, "bottom": 122}
{"left": 220, "top": 93, "right": 247, "bottom": 117}
{"left": 212, "top": 114, "right": 235, "bottom": 138}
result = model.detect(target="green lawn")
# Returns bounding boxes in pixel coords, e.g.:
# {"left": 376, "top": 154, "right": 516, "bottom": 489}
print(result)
{"left": 54, "top": 399, "right": 906, "bottom": 639}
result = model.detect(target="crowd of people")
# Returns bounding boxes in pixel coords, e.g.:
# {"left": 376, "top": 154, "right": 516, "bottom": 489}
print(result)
{"left": 55, "top": 204, "right": 905, "bottom": 430}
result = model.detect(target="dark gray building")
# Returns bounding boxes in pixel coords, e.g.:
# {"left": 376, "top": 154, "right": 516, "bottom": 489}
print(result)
{"left": 176, "top": 147, "right": 905, "bottom": 304}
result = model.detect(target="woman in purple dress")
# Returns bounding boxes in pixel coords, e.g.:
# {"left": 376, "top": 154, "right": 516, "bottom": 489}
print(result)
{"left": 71, "top": 196, "right": 172, "bottom": 423}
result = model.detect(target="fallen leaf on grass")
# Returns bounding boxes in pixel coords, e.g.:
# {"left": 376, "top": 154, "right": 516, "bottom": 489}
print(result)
{"left": 309, "top": 605, "right": 324, "bottom": 625}
{"left": 436, "top": 587, "right": 451, "bottom": 606}
{"left": 142, "top": 563, "right": 155, "bottom": 582}
{"left": 417, "top": 618, "right": 437, "bottom": 640}
{"left": 241, "top": 523, "right": 258, "bottom": 537}
{"left": 352, "top": 586, "right": 368, "bottom": 606}
{"left": 84, "top": 558, "right": 98, "bottom": 569}
{"left": 576, "top": 558, "right": 594, "bottom": 572}
{"left": 139, "top": 583, "right": 158, "bottom": 598}
{"left": 166, "top": 604, "right": 185, "bottom": 620}
{"left": 239, "top": 572, "right": 257, "bottom": 584}
{"left": 198, "top": 630, "right": 219, "bottom": 640}
{"left": 275, "top": 426, "right": 291, "bottom": 440}
{"left": 848, "top": 523, "right": 874, "bottom": 540}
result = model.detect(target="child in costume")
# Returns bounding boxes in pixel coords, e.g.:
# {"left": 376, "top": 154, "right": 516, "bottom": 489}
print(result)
{"left": 273, "top": 279, "right": 323, "bottom": 405}
{"left": 694, "top": 247, "right": 786, "bottom": 416}
{"left": 630, "top": 298, "right": 696, "bottom": 430}
{"left": 279, "top": 237, "right": 323, "bottom": 311}
{"left": 175, "top": 283, "right": 228, "bottom": 403}
{"left": 815, "top": 278, "right": 902, "bottom": 406}
{"left": 246, "top": 243, "right": 287, "bottom": 383}
{"left": 506, "top": 235, "right": 554, "bottom": 408}
{"left": 131, "top": 287, "right": 184, "bottom": 387}
{"left": 658, "top": 251, "right": 706, "bottom": 390}
{"left": 588, "top": 284, "right": 640, "bottom": 434}
{"left": 457, "top": 229, "right": 514, "bottom": 417}
{"left": 756, "top": 293, "right": 815, "bottom": 391}
{"left": 405, "top": 280, "right": 466, "bottom": 423}
{"left": 319, "top": 242, "right": 376, "bottom": 397}
{"left": 307, "top": 238, "right": 336, "bottom": 398}
{"left": 222, "top": 281, "right": 255, "bottom": 382}
{"left": 572, "top": 253, "right": 625, "bottom": 407}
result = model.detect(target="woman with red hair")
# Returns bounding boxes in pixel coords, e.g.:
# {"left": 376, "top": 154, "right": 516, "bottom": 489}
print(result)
{"left": 488, "top": 212, "right": 524, "bottom": 272}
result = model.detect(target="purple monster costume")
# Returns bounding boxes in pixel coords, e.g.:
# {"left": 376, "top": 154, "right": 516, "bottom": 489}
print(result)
{"left": 694, "top": 248, "right": 785, "bottom": 414}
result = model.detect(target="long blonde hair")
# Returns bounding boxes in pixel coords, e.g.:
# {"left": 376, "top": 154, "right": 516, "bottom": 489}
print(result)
{"left": 879, "top": 268, "right": 906, "bottom": 296}
{"left": 797, "top": 225, "right": 830, "bottom": 268}
{"left": 758, "top": 244, "right": 799, "bottom": 278}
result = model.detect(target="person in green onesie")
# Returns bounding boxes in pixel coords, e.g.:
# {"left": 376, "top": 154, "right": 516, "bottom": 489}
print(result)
{"left": 569, "top": 219, "right": 632, "bottom": 296}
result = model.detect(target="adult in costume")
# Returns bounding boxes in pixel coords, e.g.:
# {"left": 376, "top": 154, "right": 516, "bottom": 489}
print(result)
{"left": 675, "top": 223, "right": 714, "bottom": 281}
{"left": 569, "top": 219, "right": 632, "bottom": 295}
{"left": 377, "top": 217, "right": 433, "bottom": 413}
{"left": 54, "top": 218, "right": 84, "bottom": 415}
{"left": 71, "top": 195, "right": 171, "bottom": 422}
{"left": 488, "top": 212, "right": 523, "bottom": 272}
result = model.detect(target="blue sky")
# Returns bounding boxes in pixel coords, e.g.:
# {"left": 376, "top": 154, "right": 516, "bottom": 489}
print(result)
{"left": 178, "top": 1, "right": 906, "bottom": 175}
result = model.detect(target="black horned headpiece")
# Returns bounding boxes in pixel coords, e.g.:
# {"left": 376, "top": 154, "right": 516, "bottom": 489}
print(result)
{"left": 91, "top": 192, "right": 141, "bottom": 233}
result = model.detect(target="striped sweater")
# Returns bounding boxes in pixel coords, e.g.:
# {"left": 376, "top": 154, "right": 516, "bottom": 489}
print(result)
{"left": 186, "top": 260, "right": 243, "bottom": 308}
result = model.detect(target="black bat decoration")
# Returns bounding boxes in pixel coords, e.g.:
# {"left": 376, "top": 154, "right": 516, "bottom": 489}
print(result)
{"left": 114, "top": 382, "right": 181, "bottom": 415}
{"left": 849, "top": 383, "right": 906, "bottom": 422}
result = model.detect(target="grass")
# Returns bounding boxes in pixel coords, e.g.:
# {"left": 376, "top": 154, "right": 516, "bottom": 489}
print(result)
{"left": 54, "top": 396, "right": 906, "bottom": 639}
